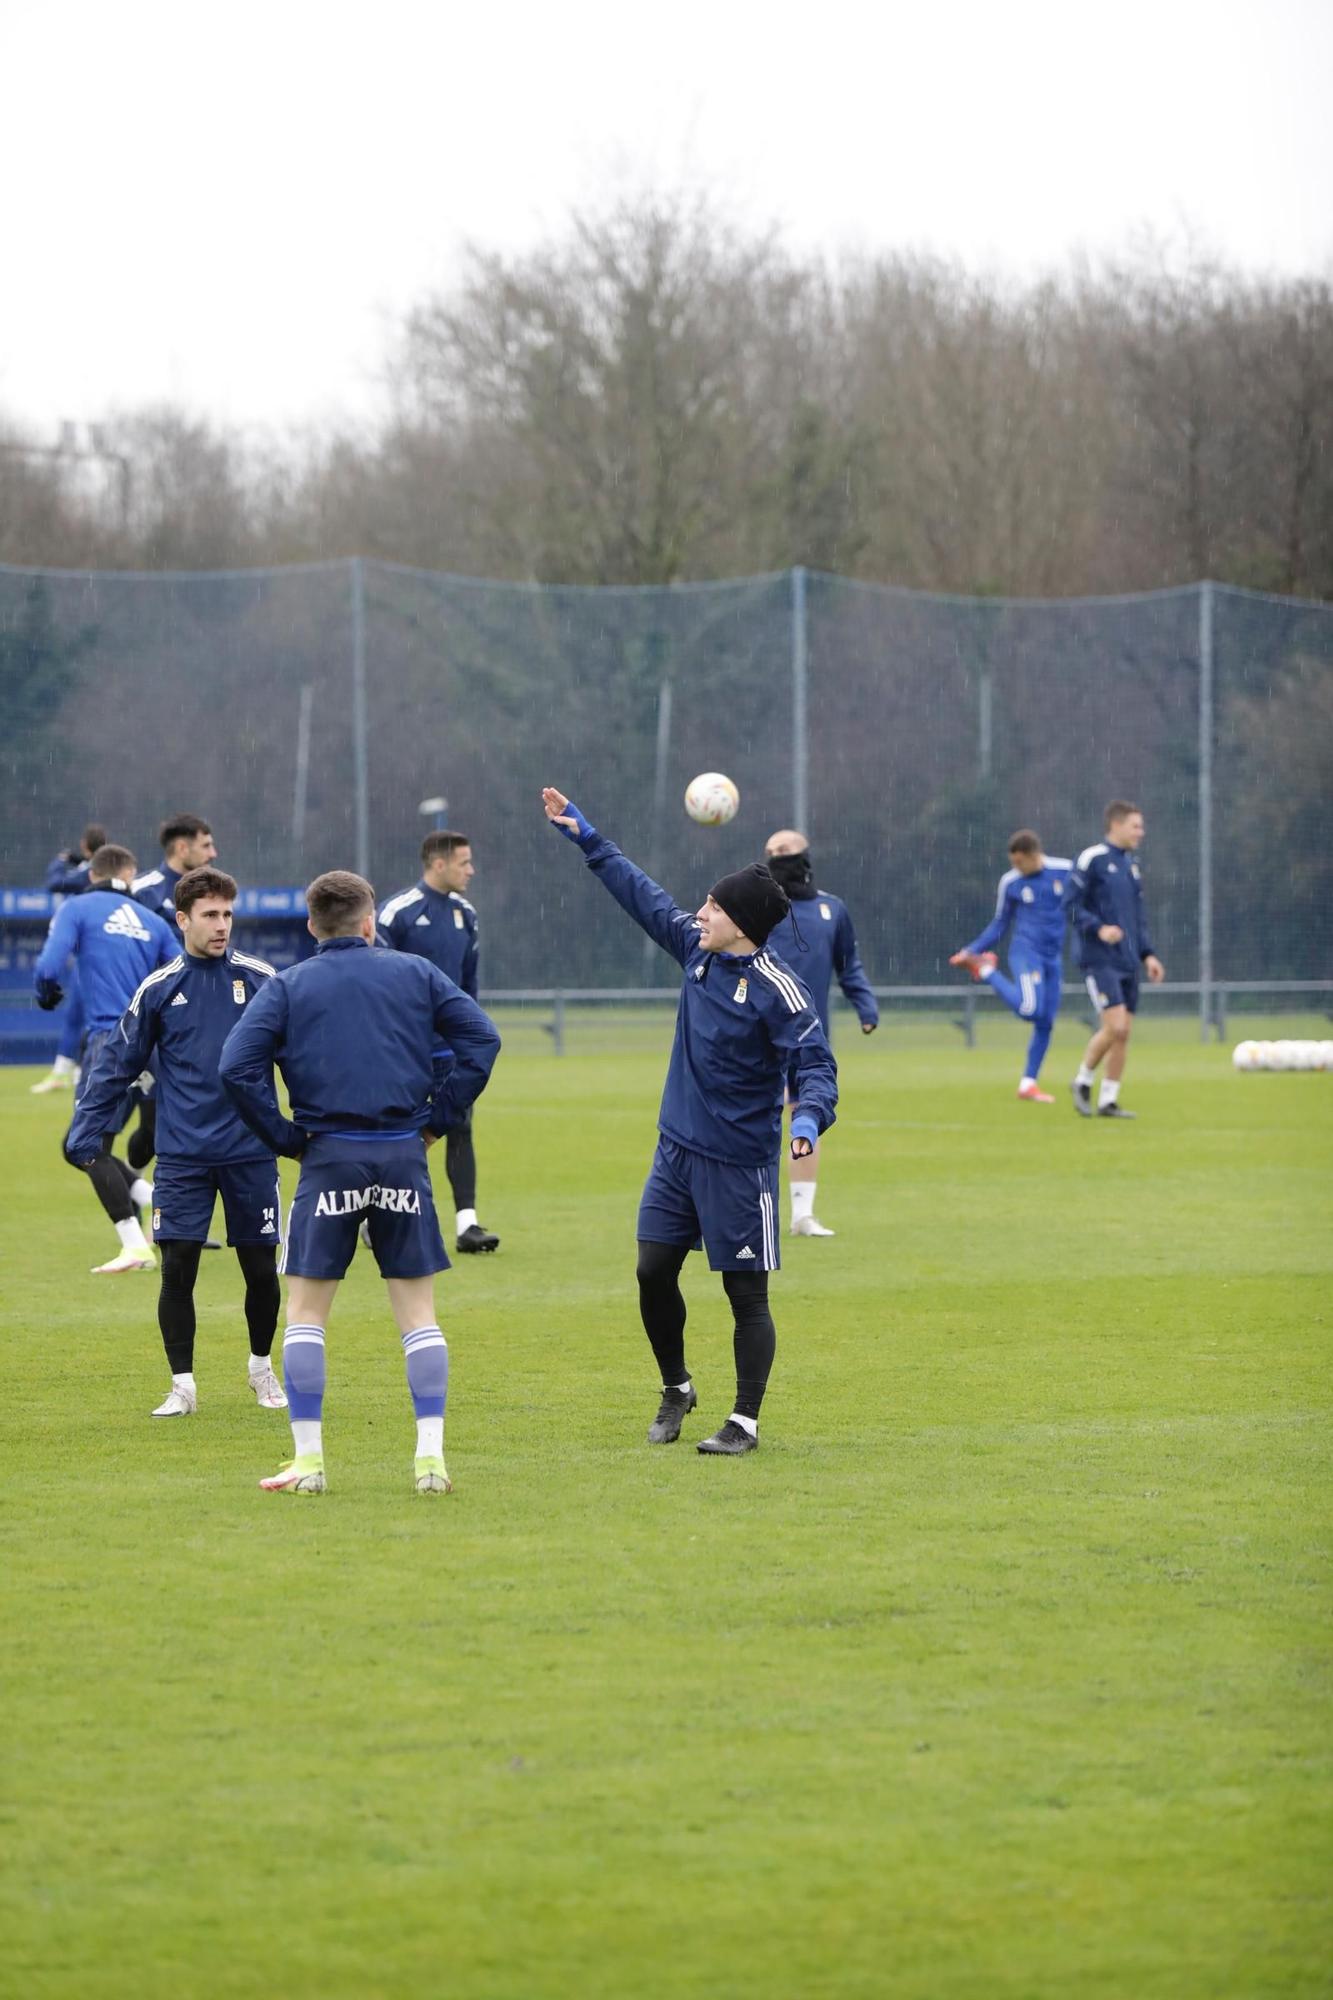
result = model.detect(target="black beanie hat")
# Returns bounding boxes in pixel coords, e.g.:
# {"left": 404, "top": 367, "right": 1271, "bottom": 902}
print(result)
{"left": 710, "top": 862, "right": 790, "bottom": 947}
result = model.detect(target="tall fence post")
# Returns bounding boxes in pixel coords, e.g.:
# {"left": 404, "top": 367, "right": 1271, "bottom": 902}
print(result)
{"left": 791, "top": 566, "right": 809, "bottom": 830}
{"left": 1198, "top": 580, "right": 1215, "bottom": 1042}
{"left": 350, "top": 557, "right": 370, "bottom": 880}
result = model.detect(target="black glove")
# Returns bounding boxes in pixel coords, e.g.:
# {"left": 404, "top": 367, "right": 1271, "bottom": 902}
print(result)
{"left": 36, "top": 978, "right": 65, "bottom": 1011}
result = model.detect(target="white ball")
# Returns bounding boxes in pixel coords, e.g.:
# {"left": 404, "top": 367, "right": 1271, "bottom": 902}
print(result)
{"left": 1232, "top": 1040, "right": 1259, "bottom": 1071}
{"left": 1253, "top": 1041, "right": 1275, "bottom": 1069}
{"left": 1319, "top": 1042, "right": 1333, "bottom": 1071}
{"left": 1272, "top": 1040, "right": 1296, "bottom": 1071}
{"left": 684, "top": 771, "right": 740, "bottom": 826}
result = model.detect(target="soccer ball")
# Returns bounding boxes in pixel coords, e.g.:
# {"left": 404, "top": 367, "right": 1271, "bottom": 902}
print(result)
{"left": 1232, "top": 1040, "right": 1260, "bottom": 1071}
{"left": 684, "top": 772, "right": 739, "bottom": 825}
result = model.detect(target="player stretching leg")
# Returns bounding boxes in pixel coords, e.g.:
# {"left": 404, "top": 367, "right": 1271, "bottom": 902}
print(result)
{"left": 36, "top": 845, "right": 177, "bottom": 1273}
{"left": 762, "top": 829, "right": 877, "bottom": 1235}
{"left": 542, "top": 787, "right": 838, "bottom": 1456}
{"left": 1066, "top": 801, "right": 1165, "bottom": 1119}
{"left": 220, "top": 871, "right": 500, "bottom": 1496}
{"left": 950, "top": 830, "right": 1070, "bottom": 1102}
{"left": 66, "top": 868, "right": 287, "bottom": 1418}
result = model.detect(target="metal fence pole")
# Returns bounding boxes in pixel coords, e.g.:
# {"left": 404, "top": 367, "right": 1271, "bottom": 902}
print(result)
{"left": 350, "top": 557, "right": 370, "bottom": 879}
{"left": 1198, "top": 580, "right": 1215, "bottom": 1042}
{"left": 791, "top": 566, "right": 809, "bottom": 830}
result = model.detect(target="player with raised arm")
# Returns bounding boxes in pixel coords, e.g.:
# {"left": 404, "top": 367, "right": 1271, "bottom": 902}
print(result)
{"left": 65, "top": 868, "right": 287, "bottom": 1419}
{"left": 950, "top": 829, "right": 1072, "bottom": 1103}
{"left": 30, "top": 822, "right": 107, "bottom": 1095}
{"left": 542, "top": 786, "right": 838, "bottom": 1457}
{"left": 219, "top": 870, "right": 501, "bottom": 1497}
{"left": 1066, "top": 801, "right": 1165, "bottom": 1119}
{"left": 762, "top": 828, "right": 877, "bottom": 1236}
{"left": 36, "top": 846, "right": 177, "bottom": 1273}
{"left": 377, "top": 830, "right": 499, "bottom": 1254}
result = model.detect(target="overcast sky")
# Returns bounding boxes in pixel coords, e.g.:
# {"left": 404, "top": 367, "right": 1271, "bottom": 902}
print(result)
{"left": 2, "top": 0, "right": 1330, "bottom": 436}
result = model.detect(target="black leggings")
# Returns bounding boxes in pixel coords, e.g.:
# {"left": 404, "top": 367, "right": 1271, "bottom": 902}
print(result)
{"left": 445, "top": 1123, "right": 477, "bottom": 1211}
{"left": 65, "top": 1129, "right": 137, "bottom": 1224}
{"left": 157, "top": 1239, "right": 280, "bottom": 1375}
{"left": 635, "top": 1241, "right": 777, "bottom": 1420}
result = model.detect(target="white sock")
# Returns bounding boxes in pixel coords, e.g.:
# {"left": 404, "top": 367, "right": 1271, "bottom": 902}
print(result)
{"left": 674, "top": 1380, "right": 692, "bottom": 1393}
{"left": 291, "top": 1419, "right": 322, "bottom": 1458}
{"left": 52, "top": 1053, "right": 77, "bottom": 1078}
{"left": 115, "top": 1217, "right": 150, "bottom": 1252}
{"left": 1076, "top": 1065, "right": 1096, "bottom": 1088}
{"left": 416, "top": 1415, "right": 445, "bottom": 1459}
{"left": 456, "top": 1207, "right": 477, "bottom": 1233}
{"left": 129, "top": 1177, "right": 153, "bottom": 1208}
{"left": 729, "top": 1412, "right": 758, "bottom": 1437}
{"left": 1020, "top": 1076, "right": 1036, "bottom": 1089}
{"left": 249, "top": 1353, "right": 272, "bottom": 1375}
{"left": 1099, "top": 1079, "right": 1120, "bottom": 1107}
{"left": 979, "top": 962, "right": 996, "bottom": 981}
{"left": 172, "top": 1372, "right": 196, "bottom": 1395}
{"left": 791, "top": 1183, "right": 816, "bottom": 1226}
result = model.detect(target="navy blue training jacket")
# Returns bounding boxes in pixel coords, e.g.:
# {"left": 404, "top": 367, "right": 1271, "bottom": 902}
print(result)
{"left": 1066, "top": 841, "right": 1158, "bottom": 973}
{"left": 66, "top": 945, "right": 279, "bottom": 1165}
{"left": 572, "top": 829, "right": 837, "bottom": 1166}
{"left": 218, "top": 935, "right": 500, "bottom": 1156}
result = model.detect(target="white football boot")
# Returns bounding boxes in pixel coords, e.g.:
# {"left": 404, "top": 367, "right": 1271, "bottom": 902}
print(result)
{"left": 248, "top": 1364, "right": 288, "bottom": 1410}
{"left": 792, "top": 1215, "right": 836, "bottom": 1237}
{"left": 152, "top": 1384, "right": 197, "bottom": 1418}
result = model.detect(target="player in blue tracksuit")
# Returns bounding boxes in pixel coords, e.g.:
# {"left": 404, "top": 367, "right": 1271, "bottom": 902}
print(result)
{"left": 65, "top": 867, "right": 288, "bottom": 1419}
{"left": 763, "top": 829, "right": 878, "bottom": 1237}
{"left": 35, "top": 844, "right": 178, "bottom": 1271}
{"left": 219, "top": 869, "right": 501, "bottom": 1497}
{"left": 1065, "top": 800, "right": 1165, "bottom": 1119}
{"left": 30, "top": 824, "right": 106, "bottom": 1094}
{"left": 377, "top": 829, "right": 499, "bottom": 1254}
{"left": 543, "top": 786, "right": 838, "bottom": 1458}
{"left": 950, "top": 830, "right": 1072, "bottom": 1103}
{"left": 129, "top": 813, "right": 218, "bottom": 1170}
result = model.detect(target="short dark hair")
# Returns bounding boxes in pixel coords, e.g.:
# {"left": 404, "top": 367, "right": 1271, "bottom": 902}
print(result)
{"left": 1007, "top": 829, "right": 1041, "bottom": 857}
{"left": 89, "top": 843, "right": 137, "bottom": 883}
{"left": 81, "top": 823, "right": 108, "bottom": 856}
{"left": 306, "top": 869, "right": 375, "bottom": 938}
{"left": 160, "top": 813, "right": 212, "bottom": 850}
{"left": 421, "top": 830, "right": 470, "bottom": 867}
{"left": 175, "top": 866, "right": 238, "bottom": 916}
{"left": 1105, "top": 798, "right": 1140, "bottom": 829}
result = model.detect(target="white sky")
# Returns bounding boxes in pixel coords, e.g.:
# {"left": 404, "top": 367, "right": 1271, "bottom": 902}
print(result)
{"left": 2, "top": 0, "right": 1330, "bottom": 436}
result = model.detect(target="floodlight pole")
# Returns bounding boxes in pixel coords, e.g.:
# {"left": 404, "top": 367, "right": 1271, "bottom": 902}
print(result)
{"left": 792, "top": 566, "right": 809, "bottom": 831}
{"left": 350, "top": 557, "right": 370, "bottom": 879}
{"left": 1198, "top": 580, "right": 1215, "bottom": 1043}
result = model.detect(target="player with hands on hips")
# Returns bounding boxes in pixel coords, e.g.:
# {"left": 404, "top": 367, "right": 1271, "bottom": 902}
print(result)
{"left": 542, "top": 787, "right": 837, "bottom": 1457}
{"left": 1066, "top": 800, "right": 1165, "bottom": 1119}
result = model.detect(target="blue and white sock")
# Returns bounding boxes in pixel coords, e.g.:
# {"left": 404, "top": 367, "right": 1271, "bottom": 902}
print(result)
{"left": 403, "top": 1325, "right": 448, "bottom": 1456}
{"left": 282, "top": 1324, "right": 326, "bottom": 1445}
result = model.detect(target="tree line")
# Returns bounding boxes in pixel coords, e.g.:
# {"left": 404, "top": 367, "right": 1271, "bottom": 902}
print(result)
{"left": 2, "top": 197, "right": 1331, "bottom": 600}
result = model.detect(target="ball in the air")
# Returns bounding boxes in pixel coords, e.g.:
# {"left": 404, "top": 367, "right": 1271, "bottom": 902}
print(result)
{"left": 684, "top": 772, "right": 740, "bottom": 825}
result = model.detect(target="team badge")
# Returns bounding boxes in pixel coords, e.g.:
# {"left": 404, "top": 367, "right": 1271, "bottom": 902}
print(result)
{"left": 152, "top": 1208, "right": 161, "bottom": 1232}
{"left": 820, "top": 902, "right": 831, "bottom": 920}
{"left": 454, "top": 908, "right": 465, "bottom": 929}
{"left": 233, "top": 980, "right": 246, "bottom": 1004}
{"left": 1053, "top": 880, "right": 1063, "bottom": 894}
{"left": 733, "top": 977, "right": 748, "bottom": 1003}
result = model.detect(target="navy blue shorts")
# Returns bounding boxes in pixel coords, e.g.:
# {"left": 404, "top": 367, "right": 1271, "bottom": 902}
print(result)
{"left": 152, "top": 1155, "right": 282, "bottom": 1246}
{"left": 1084, "top": 965, "right": 1140, "bottom": 1014}
{"left": 282, "top": 1135, "right": 447, "bottom": 1280}
{"left": 637, "top": 1136, "right": 780, "bottom": 1272}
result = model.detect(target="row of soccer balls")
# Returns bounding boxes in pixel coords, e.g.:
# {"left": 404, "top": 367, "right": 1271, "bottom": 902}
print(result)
{"left": 1232, "top": 1040, "right": 1333, "bottom": 1071}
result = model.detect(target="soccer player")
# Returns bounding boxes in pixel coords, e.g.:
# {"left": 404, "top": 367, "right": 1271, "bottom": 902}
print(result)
{"left": 30, "top": 823, "right": 106, "bottom": 1095}
{"left": 762, "top": 828, "right": 877, "bottom": 1236}
{"left": 542, "top": 786, "right": 838, "bottom": 1457}
{"left": 35, "top": 845, "right": 177, "bottom": 1272}
{"left": 377, "top": 830, "right": 499, "bottom": 1254}
{"left": 949, "top": 830, "right": 1073, "bottom": 1103}
{"left": 1066, "top": 800, "right": 1165, "bottom": 1118}
{"left": 65, "top": 867, "right": 288, "bottom": 1417}
{"left": 219, "top": 870, "right": 501, "bottom": 1497}
{"left": 129, "top": 813, "right": 218, "bottom": 1172}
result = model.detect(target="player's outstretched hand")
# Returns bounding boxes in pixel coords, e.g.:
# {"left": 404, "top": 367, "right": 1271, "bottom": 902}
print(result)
{"left": 947, "top": 950, "right": 969, "bottom": 966}
{"left": 541, "top": 788, "right": 595, "bottom": 842}
{"left": 790, "top": 1135, "right": 814, "bottom": 1160}
{"left": 1144, "top": 954, "right": 1165, "bottom": 984}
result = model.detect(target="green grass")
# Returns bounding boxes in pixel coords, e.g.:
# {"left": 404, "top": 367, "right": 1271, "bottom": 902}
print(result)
{"left": 2, "top": 1017, "right": 1330, "bottom": 1999}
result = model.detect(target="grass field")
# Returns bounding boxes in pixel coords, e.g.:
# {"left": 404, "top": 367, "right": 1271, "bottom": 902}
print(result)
{"left": 2, "top": 1015, "right": 1330, "bottom": 1999}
